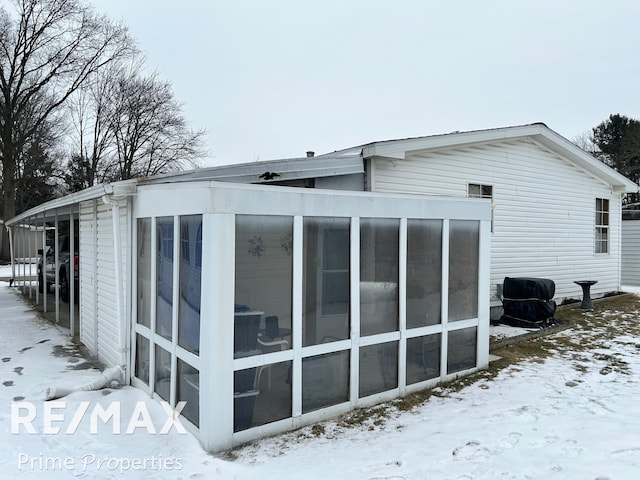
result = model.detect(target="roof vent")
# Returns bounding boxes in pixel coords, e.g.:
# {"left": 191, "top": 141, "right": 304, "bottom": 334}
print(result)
{"left": 306, "top": 151, "right": 315, "bottom": 158}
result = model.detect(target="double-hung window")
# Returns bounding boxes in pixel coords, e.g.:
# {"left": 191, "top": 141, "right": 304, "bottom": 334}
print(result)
{"left": 595, "top": 198, "right": 609, "bottom": 254}
{"left": 468, "top": 183, "right": 493, "bottom": 232}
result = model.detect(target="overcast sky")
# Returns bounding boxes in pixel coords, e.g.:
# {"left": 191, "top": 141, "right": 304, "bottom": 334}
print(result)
{"left": 94, "top": 0, "right": 640, "bottom": 167}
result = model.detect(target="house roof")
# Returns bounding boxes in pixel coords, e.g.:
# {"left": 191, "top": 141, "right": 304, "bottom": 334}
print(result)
{"left": 5, "top": 123, "right": 637, "bottom": 228}
{"left": 147, "top": 122, "right": 636, "bottom": 193}
{"left": 333, "top": 123, "right": 638, "bottom": 194}
{"left": 140, "top": 153, "right": 364, "bottom": 185}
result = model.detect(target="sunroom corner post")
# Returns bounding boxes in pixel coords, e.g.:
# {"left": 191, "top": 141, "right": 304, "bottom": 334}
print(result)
{"left": 476, "top": 217, "right": 492, "bottom": 369}
{"left": 440, "top": 219, "right": 450, "bottom": 379}
{"left": 201, "top": 213, "right": 235, "bottom": 452}
{"left": 349, "top": 217, "right": 360, "bottom": 405}
{"left": 398, "top": 217, "right": 408, "bottom": 393}
{"left": 291, "top": 216, "right": 304, "bottom": 422}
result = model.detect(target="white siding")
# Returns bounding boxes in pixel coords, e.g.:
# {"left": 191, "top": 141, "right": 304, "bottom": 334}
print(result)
{"left": 372, "top": 138, "right": 622, "bottom": 301}
{"left": 79, "top": 201, "right": 96, "bottom": 353}
{"left": 79, "top": 199, "right": 129, "bottom": 367}
{"left": 622, "top": 220, "right": 640, "bottom": 286}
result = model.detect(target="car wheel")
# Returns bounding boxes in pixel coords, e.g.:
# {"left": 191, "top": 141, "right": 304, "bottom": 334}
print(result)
{"left": 60, "top": 270, "right": 69, "bottom": 303}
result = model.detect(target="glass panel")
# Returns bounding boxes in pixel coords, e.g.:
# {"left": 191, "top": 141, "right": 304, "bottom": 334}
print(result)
{"left": 407, "top": 219, "right": 442, "bottom": 328}
{"left": 468, "top": 184, "right": 480, "bottom": 197}
{"left": 154, "top": 346, "right": 171, "bottom": 401}
{"left": 234, "top": 361, "right": 292, "bottom": 432}
{"left": 481, "top": 185, "right": 493, "bottom": 198}
{"left": 406, "top": 334, "right": 441, "bottom": 384}
{"left": 195, "top": 224, "right": 203, "bottom": 268}
{"left": 136, "top": 218, "right": 151, "bottom": 328}
{"left": 303, "top": 217, "right": 350, "bottom": 346}
{"left": 156, "top": 217, "right": 174, "bottom": 340}
{"left": 135, "top": 335, "right": 150, "bottom": 385}
{"left": 596, "top": 227, "right": 609, "bottom": 254}
{"left": 178, "top": 215, "right": 202, "bottom": 355}
{"left": 448, "top": 220, "right": 479, "bottom": 322}
{"left": 235, "top": 216, "right": 293, "bottom": 357}
{"left": 177, "top": 360, "right": 199, "bottom": 427}
{"left": 359, "top": 341, "right": 398, "bottom": 397}
{"left": 302, "top": 350, "right": 350, "bottom": 413}
{"left": 447, "top": 327, "right": 477, "bottom": 374}
{"left": 181, "top": 222, "right": 190, "bottom": 262}
{"left": 360, "top": 218, "right": 399, "bottom": 336}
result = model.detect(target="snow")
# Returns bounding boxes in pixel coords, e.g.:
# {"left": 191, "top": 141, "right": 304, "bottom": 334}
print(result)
{"left": 1, "top": 281, "right": 640, "bottom": 479}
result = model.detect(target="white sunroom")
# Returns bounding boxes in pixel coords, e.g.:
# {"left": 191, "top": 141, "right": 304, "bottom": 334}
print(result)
{"left": 6, "top": 177, "right": 491, "bottom": 452}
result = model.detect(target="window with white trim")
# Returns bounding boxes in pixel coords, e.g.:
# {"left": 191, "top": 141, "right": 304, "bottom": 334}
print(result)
{"left": 595, "top": 198, "right": 609, "bottom": 254}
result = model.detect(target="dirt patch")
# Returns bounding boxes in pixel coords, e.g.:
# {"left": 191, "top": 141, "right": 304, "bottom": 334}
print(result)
{"left": 51, "top": 342, "right": 105, "bottom": 371}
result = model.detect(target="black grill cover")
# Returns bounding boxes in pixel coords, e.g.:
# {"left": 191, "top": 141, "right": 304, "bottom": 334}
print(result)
{"left": 501, "top": 277, "right": 556, "bottom": 327}
{"left": 502, "top": 277, "right": 555, "bottom": 301}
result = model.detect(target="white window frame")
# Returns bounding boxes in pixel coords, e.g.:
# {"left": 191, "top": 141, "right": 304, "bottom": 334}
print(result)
{"left": 468, "top": 183, "right": 494, "bottom": 232}
{"left": 595, "top": 198, "right": 610, "bottom": 254}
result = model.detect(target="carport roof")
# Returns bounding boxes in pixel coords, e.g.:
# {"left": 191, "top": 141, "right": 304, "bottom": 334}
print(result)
{"left": 4, "top": 180, "right": 138, "bottom": 227}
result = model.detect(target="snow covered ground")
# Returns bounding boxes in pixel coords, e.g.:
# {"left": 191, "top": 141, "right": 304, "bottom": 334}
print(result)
{"left": 1, "top": 281, "right": 639, "bottom": 479}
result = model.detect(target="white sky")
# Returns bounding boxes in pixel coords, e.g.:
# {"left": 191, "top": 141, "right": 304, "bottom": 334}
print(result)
{"left": 93, "top": 0, "right": 640, "bottom": 166}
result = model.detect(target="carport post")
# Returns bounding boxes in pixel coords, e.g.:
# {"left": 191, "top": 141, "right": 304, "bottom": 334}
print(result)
{"left": 8, "top": 225, "right": 14, "bottom": 283}
{"left": 35, "top": 219, "right": 39, "bottom": 305}
{"left": 55, "top": 212, "right": 59, "bottom": 324}
{"left": 69, "top": 206, "right": 75, "bottom": 337}
{"left": 20, "top": 226, "right": 24, "bottom": 291}
{"left": 42, "top": 211, "right": 47, "bottom": 313}
{"left": 28, "top": 219, "right": 32, "bottom": 299}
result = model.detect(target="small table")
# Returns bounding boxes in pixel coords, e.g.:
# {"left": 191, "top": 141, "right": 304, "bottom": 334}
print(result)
{"left": 574, "top": 280, "right": 598, "bottom": 310}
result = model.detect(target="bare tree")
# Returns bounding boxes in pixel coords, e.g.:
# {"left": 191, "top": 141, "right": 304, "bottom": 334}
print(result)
{"left": 66, "top": 62, "right": 123, "bottom": 189}
{"left": 65, "top": 60, "right": 206, "bottom": 190}
{"left": 0, "top": 0, "right": 134, "bottom": 257}
{"left": 572, "top": 132, "right": 600, "bottom": 159}
{"left": 107, "top": 67, "right": 206, "bottom": 180}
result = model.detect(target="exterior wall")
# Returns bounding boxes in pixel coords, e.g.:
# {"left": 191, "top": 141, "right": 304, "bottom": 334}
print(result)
{"left": 371, "top": 138, "right": 623, "bottom": 302}
{"left": 315, "top": 173, "right": 365, "bottom": 190}
{"left": 621, "top": 220, "right": 640, "bottom": 286}
{"left": 79, "top": 198, "right": 130, "bottom": 367}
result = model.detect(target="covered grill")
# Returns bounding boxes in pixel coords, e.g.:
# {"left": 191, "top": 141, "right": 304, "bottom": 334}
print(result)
{"left": 501, "top": 277, "right": 556, "bottom": 328}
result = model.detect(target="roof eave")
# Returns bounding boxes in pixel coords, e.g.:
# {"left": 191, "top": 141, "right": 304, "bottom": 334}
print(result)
{"left": 363, "top": 123, "right": 638, "bottom": 194}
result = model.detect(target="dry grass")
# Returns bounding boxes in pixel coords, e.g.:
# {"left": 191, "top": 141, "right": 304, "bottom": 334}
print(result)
{"left": 380, "top": 294, "right": 640, "bottom": 418}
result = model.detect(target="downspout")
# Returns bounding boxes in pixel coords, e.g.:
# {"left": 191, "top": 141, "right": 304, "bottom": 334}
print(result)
{"left": 102, "top": 195, "right": 127, "bottom": 369}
